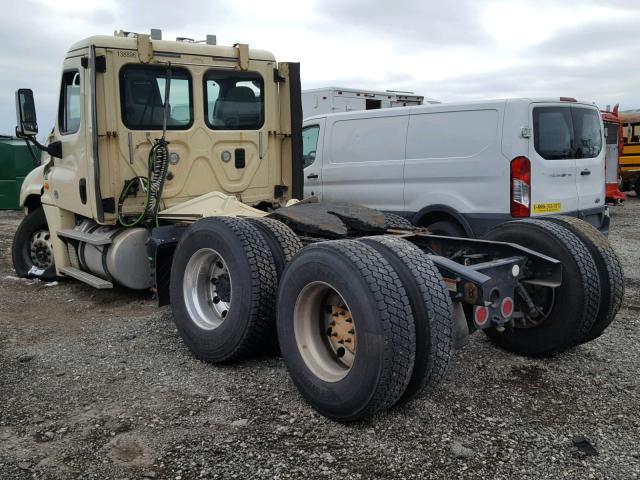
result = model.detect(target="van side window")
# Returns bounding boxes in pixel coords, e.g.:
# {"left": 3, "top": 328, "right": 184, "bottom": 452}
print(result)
{"left": 533, "top": 107, "right": 602, "bottom": 159}
{"left": 302, "top": 125, "right": 320, "bottom": 168}
{"left": 204, "top": 71, "right": 264, "bottom": 130}
{"left": 120, "top": 66, "right": 193, "bottom": 130}
{"left": 59, "top": 70, "right": 81, "bottom": 135}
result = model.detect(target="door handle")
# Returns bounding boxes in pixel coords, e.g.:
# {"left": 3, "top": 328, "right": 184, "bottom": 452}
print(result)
{"left": 307, "top": 173, "right": 319, "bottom": 179}
{"left": 580, "top": 169, "right": 591, "bottom": 176}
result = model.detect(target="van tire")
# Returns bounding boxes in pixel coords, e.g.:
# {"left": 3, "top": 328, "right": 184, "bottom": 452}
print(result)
{"left": 360, "top": 236, "right": 454, "bottom": 403}
{"left": 426, "top": 220, "right": 466, "bottom": 237}
{"left": 169, "top": 217, "right": 278, "bottom": 362}
{"left": 482, "top": 219, "right": 600, "bottom": 357}
{"left": 277, "top": 240, "right": 416, "bottom": 422}
{"left": 12, "top": 207, "right": 58, "bottom": 281}
{"left": 383, "top": 213, "right": 414, "bottom": 230}
{"left": 544, "top": 215, "right": 624, "bottom": 343}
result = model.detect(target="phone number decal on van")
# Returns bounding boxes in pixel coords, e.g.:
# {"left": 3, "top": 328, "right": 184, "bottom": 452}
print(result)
{"left": 533, "top": 202, "right": 562, "bottom": 213}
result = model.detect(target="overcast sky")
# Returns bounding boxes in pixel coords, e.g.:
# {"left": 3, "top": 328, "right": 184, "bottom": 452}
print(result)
{"left": 2, "top": 0, "right": 639, "bottom": 136}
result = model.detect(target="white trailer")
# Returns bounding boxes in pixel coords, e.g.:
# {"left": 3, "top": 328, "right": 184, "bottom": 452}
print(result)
{"left": 302, "top": 87, "right": 437, "bottom": 119}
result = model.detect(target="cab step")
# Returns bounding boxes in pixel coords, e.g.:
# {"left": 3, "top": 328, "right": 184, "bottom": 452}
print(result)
{"left": 59, "top": 266, "right": 113, "bottom": 289}
{"left": 57, "top": 229, "right": 113, "bottom": 245}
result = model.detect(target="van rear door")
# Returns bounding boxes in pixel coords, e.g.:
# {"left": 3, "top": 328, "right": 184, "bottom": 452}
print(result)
{"left": 530, "top": 104, "right": 579, "bottom": 215}
{"left": 572, "top": 107, "right": 605, "bottom": 211}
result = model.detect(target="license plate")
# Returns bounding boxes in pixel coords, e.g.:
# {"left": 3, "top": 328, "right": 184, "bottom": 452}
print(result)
{"left": 533, "top": 202, "right": 562, "bottom": 213}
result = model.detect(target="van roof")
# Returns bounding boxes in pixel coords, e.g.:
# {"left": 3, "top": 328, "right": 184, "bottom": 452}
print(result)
{"left": 303, "top": 97, "right": 598, "bottom": 122}
{"left": 304, "top": 86, "right": 428, "bottom": 98}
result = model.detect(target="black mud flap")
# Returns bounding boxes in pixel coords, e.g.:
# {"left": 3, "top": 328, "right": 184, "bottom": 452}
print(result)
{"left": 269, "top": 201, "right": 387, "bottom": 238}
{"left": 148, "top": 224, "right": 189, "bottom": 306}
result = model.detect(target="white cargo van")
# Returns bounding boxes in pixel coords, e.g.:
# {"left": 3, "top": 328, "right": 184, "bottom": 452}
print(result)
{"left": 302, "top": 98, "right": 609, "bottom": 236}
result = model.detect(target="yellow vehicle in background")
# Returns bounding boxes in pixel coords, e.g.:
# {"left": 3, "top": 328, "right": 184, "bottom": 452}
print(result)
{"left": 619, "top": 110, "right": 640, "bottom": 195}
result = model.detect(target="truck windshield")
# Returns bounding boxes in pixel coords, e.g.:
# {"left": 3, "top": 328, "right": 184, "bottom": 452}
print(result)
{"left": 533, "top": 106, "right": 602, "bottom": 160}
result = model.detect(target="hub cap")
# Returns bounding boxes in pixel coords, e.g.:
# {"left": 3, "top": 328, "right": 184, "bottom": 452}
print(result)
{"left": 293, "top": 282, "right": 356, "bottom": 383}
{"left": 29, "top": 230, "right": 53, "bottom": 269}
{"left": 183, "top": 248, "right": 232, "bottom": 330}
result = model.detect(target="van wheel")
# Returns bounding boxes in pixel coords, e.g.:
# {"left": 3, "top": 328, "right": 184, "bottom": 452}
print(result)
{"left": 544, "top": 216, "right": 624, "bottom": 343}
{"left": 169, "top": 217, "right": 278, "bottom": 362}
{"left": 482, "top": 219, "right": 600, "bottom": 357}
{"left": 426, "top": 220, "right": 466, "bottom": 237}
{"left": 383, "top": 213, "right": 414, "bottom": 230}
{"left": 360, "top": 236, "right": 454, "bottom": 403}
{"left": 277, "top": 240, "right": 415, "bottom": 421}
{"left": 12, "top": 207, "right": 58, "bottom": 281}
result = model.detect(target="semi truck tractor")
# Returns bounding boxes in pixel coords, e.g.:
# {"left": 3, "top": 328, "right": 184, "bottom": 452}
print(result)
{"left": 12, "top": 30, "right": 623, "bottom": 422}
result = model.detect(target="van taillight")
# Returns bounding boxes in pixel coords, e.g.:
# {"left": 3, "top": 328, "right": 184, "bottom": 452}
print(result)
{"left": 510, "top": 156, "right": 530, "bottom": 217}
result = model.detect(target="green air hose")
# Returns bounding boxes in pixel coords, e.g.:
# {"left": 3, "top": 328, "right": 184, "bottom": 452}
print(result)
{"left": 117, "top": 138, "right": 170, "bottom": 227}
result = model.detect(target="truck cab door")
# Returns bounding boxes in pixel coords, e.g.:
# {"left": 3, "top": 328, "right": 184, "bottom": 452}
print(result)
{"left": 43, "top": 55, "right": 95, "bottom": 219}
{"left": 302, "top": 119, "right": 325, "bottom": 200}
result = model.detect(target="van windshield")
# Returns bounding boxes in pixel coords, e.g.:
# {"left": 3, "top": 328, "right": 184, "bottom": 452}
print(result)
{"left": 533, "top": 106, "right": 602, "bottom": 160}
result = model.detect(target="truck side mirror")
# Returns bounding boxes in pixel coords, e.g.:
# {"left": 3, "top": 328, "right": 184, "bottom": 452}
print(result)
{"left": 15, "top": 88, "right": 38, "bottom": 137}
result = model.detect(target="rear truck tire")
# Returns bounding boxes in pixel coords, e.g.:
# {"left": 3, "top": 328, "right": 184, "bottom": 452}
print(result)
{"left": 426, "top": 220, "right": 466, "bottom": 237}
{"left": 383, "top": 212, "right": 414, "bottom": 230}
{"left": 482, "top": 219, "right": 601, "bottom": 357}
{"left": 360, "top": 236, "right": 454, "bottom": 403}
{"left": 246, "top": 217, "right": 303, "bottom": 353}
{"left": 246, "top": 217, "right": 303, "bottom": 279}
{"left": 543, "top": 215, "right": 624, "bottom": 343}
{"left": 277, "top": 240, "right": 416, "bottom": 422}
{"left": 11, "top": 207, "right": 58, "bottom": 281}
{"left": 169, "top": 216, "right": 278, "bottom": 362}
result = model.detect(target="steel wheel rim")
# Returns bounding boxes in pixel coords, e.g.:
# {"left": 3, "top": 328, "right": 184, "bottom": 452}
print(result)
{"left": 293, "top": 281, "right": 356, "bottom": 383}
{"left": 183, "top": 248, "right": 232, "bottom": 330}
{"left": 29, "top": 229, "right": 53, "bottom": 269}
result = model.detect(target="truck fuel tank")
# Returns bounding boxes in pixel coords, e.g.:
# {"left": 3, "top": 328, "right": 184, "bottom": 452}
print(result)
{"left": 70, "top": 221, "right": 151, "bottom": 290}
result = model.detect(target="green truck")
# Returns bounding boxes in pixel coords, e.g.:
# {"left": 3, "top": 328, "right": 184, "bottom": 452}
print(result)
{"left": 0, "top": 135, "right": 39, "bottom": 209}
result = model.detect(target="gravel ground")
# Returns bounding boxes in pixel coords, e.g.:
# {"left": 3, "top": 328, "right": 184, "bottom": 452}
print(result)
{"left": 1, "top": 199, "right": 639, "bottom": 480}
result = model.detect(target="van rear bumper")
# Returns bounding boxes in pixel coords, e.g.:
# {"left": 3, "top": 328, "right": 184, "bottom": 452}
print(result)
{"left": 462, "top": 206, "right": 610, "bottom": 237}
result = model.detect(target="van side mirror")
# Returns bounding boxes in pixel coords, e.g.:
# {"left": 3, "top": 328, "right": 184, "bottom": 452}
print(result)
{"left": 15, "top": 89, "right": 38, "bottom": 137}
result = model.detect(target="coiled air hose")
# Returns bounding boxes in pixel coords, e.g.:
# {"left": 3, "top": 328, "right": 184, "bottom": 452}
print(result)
{"left": 117, "top": 138, "right": 170, "bottom": 227}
